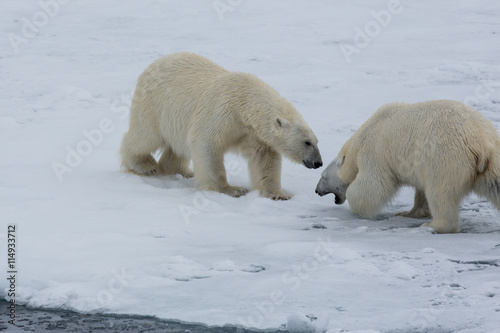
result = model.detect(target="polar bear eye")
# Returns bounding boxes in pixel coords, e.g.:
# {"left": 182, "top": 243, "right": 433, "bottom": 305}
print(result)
{"left": 305, "top": 141, "right": 312, "bottom": 146}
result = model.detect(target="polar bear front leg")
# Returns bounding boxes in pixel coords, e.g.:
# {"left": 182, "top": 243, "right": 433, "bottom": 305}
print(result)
{"left": 396, "top": 189, "right": 432, "bottom": 218}
{"left": 191, "top": 143, "right": 248, "bottom": 198}
{"left": 244, "top": 145, "right": 290, "bottom": 200}
{"left": 345, "top": 165, "right": 399, "bottom": 218}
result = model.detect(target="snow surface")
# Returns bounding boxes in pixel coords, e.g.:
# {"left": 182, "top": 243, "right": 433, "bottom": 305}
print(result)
{"left": 1, "top": 0, "right": 500, "bottom": 332}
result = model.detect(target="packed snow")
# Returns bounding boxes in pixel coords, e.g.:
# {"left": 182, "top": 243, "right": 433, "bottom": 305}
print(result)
{"left": 1, "top": 0, "right": 500, "bottom": 332}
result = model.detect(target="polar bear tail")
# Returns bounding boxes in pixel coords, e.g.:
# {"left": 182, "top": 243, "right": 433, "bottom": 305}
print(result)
{"left": 474, "top": 150, "right": 500, "bottom": 211}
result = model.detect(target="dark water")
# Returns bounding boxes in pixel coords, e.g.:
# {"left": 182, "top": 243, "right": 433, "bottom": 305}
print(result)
{"left": 0, "top": 301, "right": 458, "bottom": 333}
{"left": 0, "top": 301, "right": 286, "bottom": 333}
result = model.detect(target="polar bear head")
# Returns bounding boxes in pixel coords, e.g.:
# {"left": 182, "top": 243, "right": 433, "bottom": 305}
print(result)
{"left": 316, "top": 156, "right": 348, "bottom": 204}
{"left": 273, "top": 116, "right": 323, "bottom": 169}
{"left": 315, "top": 149, "right": 357, "bottom": 204}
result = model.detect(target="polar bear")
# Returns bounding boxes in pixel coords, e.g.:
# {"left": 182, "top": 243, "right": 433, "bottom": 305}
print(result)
{"left": 120, "top": 52, "right": 322, "bottom": 199}
{"left": 315, "top": 100, "right": 500, "bottom": 233}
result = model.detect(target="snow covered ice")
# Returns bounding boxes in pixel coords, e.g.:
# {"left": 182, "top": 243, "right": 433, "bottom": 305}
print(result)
{"left": 1, "top": 0, "right": 500, "bottom": 332}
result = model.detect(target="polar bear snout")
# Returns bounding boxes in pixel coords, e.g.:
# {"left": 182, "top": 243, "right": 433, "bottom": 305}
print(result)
{"left": 315, "top": 179, "right": 327, "bottom": 196}
{"left": 302, "top": 147, "right": 323, "bottom": 169}
{"left": 303, "top": 159, "right": 323, "bottom": 169}
{"left": 315, "top": 181, "right": 329, "bottom": 196}
{"left": 315, "top": 179, "right": 347, "bottom": 205}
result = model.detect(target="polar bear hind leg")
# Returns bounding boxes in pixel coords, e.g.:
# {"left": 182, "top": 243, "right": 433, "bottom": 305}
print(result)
{"left": 473, "top": 159, "right": 500, "bottom": 212}
{"left": 421, "top": 188, "right": 463, "bottom": 234}
{"left": 475, "top": 180, "right": 500, "bottom": 211}
{"left": 419, "top": 166, "right": 472, "bottom": 233}
{"left": 158, "top": 147, "right": 194, "bottom": 178}
{"left": 396, "top": 189, "right": 432, "bottom": 218}
{"left": 120, "top": 130, "right": 161, "bottom": 175}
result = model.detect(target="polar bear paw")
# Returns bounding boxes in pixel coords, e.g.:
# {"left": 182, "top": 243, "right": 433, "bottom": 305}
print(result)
{"left": 396, "top": 207, "right": 431, "bottom": 219}
{"left": 420, "top": 221, "right": 460, "bottom": 234}
{"left": 180, "top": 169, "right": 194, "bottom": 178}
{"left": 261, "top": 190, "right": 291, "bottom": 201}
{"left": 128, "top": 156, "right": 159, "bottom": 176}
{"left": 271, "top": 193, "right": 291, "bottom": 201}
{"left": 222, "top": 186, "right": 249, "bottom": 198}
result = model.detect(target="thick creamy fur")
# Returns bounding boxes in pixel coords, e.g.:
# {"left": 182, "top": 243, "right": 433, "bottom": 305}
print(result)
{"left": 316, "top": 100, "right": 500, "bottom": 233}
{"left": 121, "top": 52, "right": 322, "bottom": 199}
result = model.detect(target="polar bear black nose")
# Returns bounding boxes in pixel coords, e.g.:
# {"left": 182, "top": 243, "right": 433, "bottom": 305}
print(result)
{"left": 314, "top": 161, "right": 323, "bottom": 169}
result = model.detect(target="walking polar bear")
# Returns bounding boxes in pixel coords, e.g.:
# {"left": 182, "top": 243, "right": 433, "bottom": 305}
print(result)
{"left": 120, "top": 52, "right": 322, "bottom": 199}
{"left": 316, "top": 100, "right": 500, "bottom": 233}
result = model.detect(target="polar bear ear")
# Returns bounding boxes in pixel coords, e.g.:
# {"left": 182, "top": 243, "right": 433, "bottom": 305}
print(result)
{"left": 336, "top": 155, "right": 345, "bottom": 168}
{"left": 275, "top": 117, "right": 291, "bottom": 129}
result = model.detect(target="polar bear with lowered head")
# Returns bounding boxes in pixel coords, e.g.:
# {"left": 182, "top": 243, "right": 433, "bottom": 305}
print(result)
{"left": 120, "top": 52, "right": 322, "bottom": 200}
{"left": 315, "top": 100, "right": 500, "bottom": 233}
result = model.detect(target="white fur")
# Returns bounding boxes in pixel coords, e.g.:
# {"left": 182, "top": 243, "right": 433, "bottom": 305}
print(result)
{"left": 121, "top": 52, "right": 322, "bottom": 199}
{"left": 316, "top": 100, "right": 500, "bottom": 233}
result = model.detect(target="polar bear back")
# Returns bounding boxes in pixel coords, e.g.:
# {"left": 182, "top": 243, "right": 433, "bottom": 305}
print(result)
{"left": 129, "top": 52, "right": 229, "bottom": 157}
{"left": 352, "top": 100, "right": 497, "bottom": 186}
